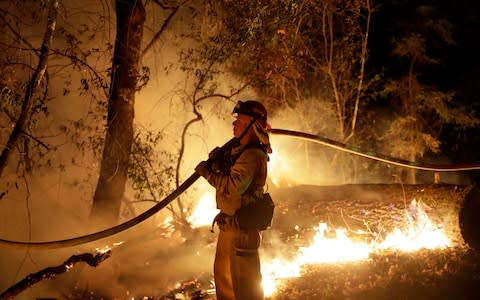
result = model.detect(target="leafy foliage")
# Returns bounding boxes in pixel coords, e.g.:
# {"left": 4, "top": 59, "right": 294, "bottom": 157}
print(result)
{"left": 375, "top": 5, "right": 479, "bottom": 183}
{"left": 175, "top": 0, "right": 375, "bottom": 183}
{"left": 0, "top": 0, "right": 112, "bottom": 188}
{"left": 129, "top": 127, "right": 175, "bottom": 202}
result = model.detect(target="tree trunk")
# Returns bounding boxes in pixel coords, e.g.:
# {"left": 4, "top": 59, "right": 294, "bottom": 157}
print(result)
{"left": 0, "top": 0, "right": 58, "bottom": 177}
{"left": 90, "top": 0, "right": 145, "bottom": 226}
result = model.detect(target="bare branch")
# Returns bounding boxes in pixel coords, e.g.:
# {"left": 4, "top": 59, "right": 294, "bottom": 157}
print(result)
{"left": 152, "top": 0, "right": 180, "bottom": 10}
{"left": 0, "top": 251, "right": 111, "bottom": 300}
{"left": 0, "top": 9, "right": 38, "bottom": 55}
{"left": 346, "top": 0, "right": 373, "bottom": 142}
{"left": 142, "top": 5, "right": 179, "bottom": 58}
{"left": 0, "top": 0, "right": 59, "bottom": 177}
{"left": 2, "top": 108, "right": 49, "bottom": 150}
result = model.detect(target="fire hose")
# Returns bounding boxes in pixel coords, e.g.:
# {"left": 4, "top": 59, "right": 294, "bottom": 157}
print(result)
{"left": 1, "top": 128, "right": 479, "bottom": 250}
{"left": 270, "top": 129, "right": 480, "bottom": 171}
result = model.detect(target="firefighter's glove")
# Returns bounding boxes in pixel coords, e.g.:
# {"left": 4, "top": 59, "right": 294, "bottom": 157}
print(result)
{"left": 208, "top": 147, "right": 221, "bottom": 159}
{"left": 195, "top": 161, "right": 211, "bottom": 178}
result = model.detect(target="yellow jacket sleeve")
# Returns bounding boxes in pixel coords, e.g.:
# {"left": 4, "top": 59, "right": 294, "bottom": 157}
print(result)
{"left": 204, "top": 147, "right": 267, "bottom": 216}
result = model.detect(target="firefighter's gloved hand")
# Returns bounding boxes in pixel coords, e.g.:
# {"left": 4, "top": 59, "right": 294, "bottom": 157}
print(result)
{"left": 208, "top": 147, "right": 221, "bottom": 159}
{"left": 195, "top": 161, "right": 211, "bottom": 177}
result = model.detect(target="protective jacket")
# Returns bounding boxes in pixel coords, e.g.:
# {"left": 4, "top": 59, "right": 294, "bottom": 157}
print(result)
{"left": 202, "top": 143, "right": 267, "bottom": 300}
{"left": 204, "top": 144, "right": 268, "bottom": 216}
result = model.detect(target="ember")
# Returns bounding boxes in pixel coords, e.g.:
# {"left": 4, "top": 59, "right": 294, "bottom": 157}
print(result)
{"left": 95, "top": 241, "right": 124, "bottom": 254}
{"left": 160, "top": 275, "right": 215, "bottom": 300}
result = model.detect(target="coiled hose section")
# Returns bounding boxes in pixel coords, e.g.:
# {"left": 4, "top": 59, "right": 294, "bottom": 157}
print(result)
{"left": 1, "top": 128, "right": 479, "bottom": 250}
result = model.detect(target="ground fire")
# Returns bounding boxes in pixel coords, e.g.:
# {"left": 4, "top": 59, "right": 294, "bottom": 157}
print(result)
{"left": 179, "top": 185, "right": 457, "bottom": 299}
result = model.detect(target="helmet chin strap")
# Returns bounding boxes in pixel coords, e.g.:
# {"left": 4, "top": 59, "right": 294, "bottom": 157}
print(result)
{"left": 237, "top": 119, "right": 256, "bottom": 143}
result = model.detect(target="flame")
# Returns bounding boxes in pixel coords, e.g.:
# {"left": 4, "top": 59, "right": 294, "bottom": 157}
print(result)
{"left": 185, "top": 189, "right": 450, "bottom": 298}
{"left": 297, "top": 223, "right": 372, "bottom": 263}
{"left": 260, "top": 198, "right": 450, "bottom": 297}
{"left": 378, "top": 199, "right": 449, "bottom": 251}
{"left": 187, "top": 191, "right": 219, "bottom": 228}
{"left": 95, "top": 241, "right": 124, "bottom": 254}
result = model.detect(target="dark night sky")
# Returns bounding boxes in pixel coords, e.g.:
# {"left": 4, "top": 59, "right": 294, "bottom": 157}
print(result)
{"left": 366, "top": 0, "right": 480, "bottom": 182}
{"left": 369, "top": 0, "right": 480, "bottom": 91}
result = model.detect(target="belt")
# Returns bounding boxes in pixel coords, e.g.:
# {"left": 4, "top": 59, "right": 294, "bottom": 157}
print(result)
{"left": 211, "top": 212, "right": 237, "bottom": 232}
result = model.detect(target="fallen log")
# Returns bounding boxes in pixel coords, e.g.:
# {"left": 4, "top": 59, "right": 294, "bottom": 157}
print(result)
{"left": 269, "top": 184, "right": 473, "bottom": 246}
{"left": 0, "top": 251, "right": 111, "bottom": 300}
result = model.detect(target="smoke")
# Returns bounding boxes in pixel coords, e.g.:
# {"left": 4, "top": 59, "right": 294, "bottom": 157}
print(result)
{"left": 2, "top": 1, "right": 472, "bottom": 299}
{"left": 0, "top": 2, "right": 244, "bottom": 296}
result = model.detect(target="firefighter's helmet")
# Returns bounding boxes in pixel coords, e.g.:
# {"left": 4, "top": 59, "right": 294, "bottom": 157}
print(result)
{"left": 232, "top": 100, "right": 268, "bottom": 128}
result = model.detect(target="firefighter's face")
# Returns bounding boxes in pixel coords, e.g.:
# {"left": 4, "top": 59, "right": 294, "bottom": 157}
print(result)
{"left": 233, "top": 113, "right": 253, "bottom": 138}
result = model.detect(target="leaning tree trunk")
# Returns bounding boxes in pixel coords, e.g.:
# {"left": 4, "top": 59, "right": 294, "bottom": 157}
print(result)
{"left": 0, "top": 0, "right": 58, "bottom": 177}
{"left": 90, "top": 0, "right": 145, "bottom": 226}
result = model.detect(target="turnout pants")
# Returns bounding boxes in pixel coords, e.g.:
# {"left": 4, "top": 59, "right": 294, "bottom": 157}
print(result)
{"left": 214, "top": 229, "right": 264, "bottom": 300}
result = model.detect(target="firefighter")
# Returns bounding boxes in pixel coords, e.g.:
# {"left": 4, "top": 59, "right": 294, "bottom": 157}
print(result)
{"left": 195, "top": 100, "right": 271, "bottom": 300}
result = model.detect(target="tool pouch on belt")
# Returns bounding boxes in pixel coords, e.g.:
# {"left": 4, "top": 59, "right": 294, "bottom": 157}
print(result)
{"left": 235, "top": 193, "right": 275, "bottom": 231}
{"left": 211, "top": 212, "right": 238, "bottom": 232}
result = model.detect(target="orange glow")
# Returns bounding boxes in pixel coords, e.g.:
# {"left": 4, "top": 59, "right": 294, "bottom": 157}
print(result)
{"left": 260, "top": 198, "right": 449, "bottom": 297}
{"left": 187, "top": 191, "right": 218, "bottom": 228}
{"left": 95, "top": 241, "right": 124, "bottom": 254}
{"left": 378, "top": 199, "right": 449, "bottom": 251}
{"left": 186, "top": 195, "right": 450, "bottom": 297}
{"left": 267, "top": 146, "right": 295, "bottom": 187}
